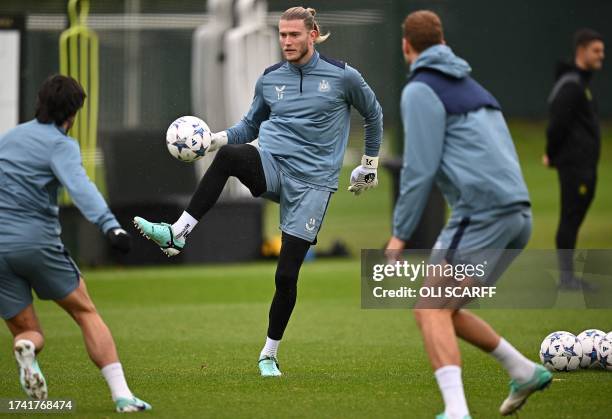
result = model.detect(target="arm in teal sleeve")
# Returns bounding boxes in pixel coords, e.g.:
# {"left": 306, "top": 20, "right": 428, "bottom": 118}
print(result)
{"left": 226, "top": 76, "right": 270, "bottom": 144}
{"left": 344, "top": 65, "right": 383, "bottom": 157}
{"left": 50, "top": 138, "right": 120, "bottom": 234}
{"left": 392, "top": 82, "right": 446, "bottom": 240}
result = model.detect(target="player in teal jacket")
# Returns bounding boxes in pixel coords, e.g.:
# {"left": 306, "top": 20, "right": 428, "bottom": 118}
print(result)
{"left": 0, "top": 75, "right": 150, "bottom": 412}
{"left": 135, "top": 7, "right": 383, "bottom": 377}
{"left": 385, "top": 11, "right": 550, "bottom": 419}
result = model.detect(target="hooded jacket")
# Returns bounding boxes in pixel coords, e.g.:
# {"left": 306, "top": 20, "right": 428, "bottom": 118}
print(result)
{"left": 546, "top": 62, "right": 600, "bottom": 170}
{"left": 393, "top": 45, "right": 530, "bottom": 241}
{"left": 0, "top": 120, "right": 119, "bottom": 251}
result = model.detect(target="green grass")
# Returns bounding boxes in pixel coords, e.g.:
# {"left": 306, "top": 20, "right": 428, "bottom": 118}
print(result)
{"left": 1, "top": 262, "right": 610, "bottom": 418}
{"left": 1, "top": 120, "right": 611, "bottom": 418}
{"left": 509, "top": 120, "right": 612, "bottom": 248}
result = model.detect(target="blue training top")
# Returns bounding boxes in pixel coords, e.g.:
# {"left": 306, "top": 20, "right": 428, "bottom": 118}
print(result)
{"left": 393, "top": 45, "right": 530, "bottom": 240}
{"left": 0, "top": 120, "right": 119, "bottom": 251}
{"left": 226, "top": 50, "right": 383, "bottom": 191}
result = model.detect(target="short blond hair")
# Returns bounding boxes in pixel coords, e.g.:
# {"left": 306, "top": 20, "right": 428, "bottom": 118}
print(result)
{"left": 402, "top": 10, "right": 444, "bottom": 52}
{"left": 281, "top": 6, "right": 330, "bottom": 44}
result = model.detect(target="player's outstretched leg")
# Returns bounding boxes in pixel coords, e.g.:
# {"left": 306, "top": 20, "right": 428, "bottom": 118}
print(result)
{"left": 14, "top": 339, "right": 47, "bottom": 400}
{"left": 134, "top": 144, "right": 267, "bottom": 257}
{"left": 451, "top": 310, "right": 552, "bottom": 415}
{"left": 56, "top": 279, "right": 151, "bottom": 413}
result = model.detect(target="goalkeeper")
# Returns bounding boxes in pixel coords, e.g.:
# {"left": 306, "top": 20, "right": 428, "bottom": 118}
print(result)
{"left": 134, "top": 6, "right": 382, "bottom": 377}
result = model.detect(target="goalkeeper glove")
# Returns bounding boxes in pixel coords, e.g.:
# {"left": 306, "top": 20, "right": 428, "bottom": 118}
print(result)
{"left": 106, "top": 227, "right": 132, "bottom": 254}
{"left": 208, "top": 131, "right": 228, "bottom": 153}
{"left": 348, "top": 155, "right": 378, "bottom": 195}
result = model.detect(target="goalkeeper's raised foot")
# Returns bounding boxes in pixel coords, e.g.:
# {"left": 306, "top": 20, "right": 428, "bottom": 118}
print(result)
{"left": 133, "top": 216, "right": 185, "bottom": 257}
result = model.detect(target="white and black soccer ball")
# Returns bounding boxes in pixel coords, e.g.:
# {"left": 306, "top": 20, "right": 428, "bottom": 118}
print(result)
{"left": 597, "top": 337, "right": 612, "bottom": 371}
{"left": 577, "top": 329, "right": 606, "bottom": 368}
{"left": 166, "top": 116, "right": 212, "bottom": 162}
{"left": 539, "top": 331, "right": 583, "bottom": 371}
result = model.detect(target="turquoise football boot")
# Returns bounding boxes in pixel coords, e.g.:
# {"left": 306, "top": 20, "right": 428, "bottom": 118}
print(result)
{"left": 133, "top": 216, "right": 185, "bottom": 257}
{"left": 115, "top": 396, "right": 152, "bottom": 413}
{"left": 499, "top": 364, "right": 553, "bottom": 415}
{"left": 258, "top": 356, "right": 282, "bottom": 377}
{"left": 435, "top": 414, "right": 471, "bottom": 419}
{"left": 14, "top": 339, "right": 47, "bottom": 400}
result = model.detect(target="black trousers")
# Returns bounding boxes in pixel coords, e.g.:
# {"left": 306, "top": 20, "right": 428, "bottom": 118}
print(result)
{"left": 185, "top": 144, "right": 310, "bottom": 340}
{"left": 555, "top": 167, "right": 596, "bottom": 277}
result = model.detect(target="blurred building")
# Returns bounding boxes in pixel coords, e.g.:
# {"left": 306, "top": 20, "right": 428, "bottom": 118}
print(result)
{"left": 2, "top": 0, "right": 610, "bottom": 131}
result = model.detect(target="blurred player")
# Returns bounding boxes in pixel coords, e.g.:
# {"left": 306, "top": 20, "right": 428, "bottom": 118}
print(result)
{"left": 386, "top": 11, "right": 551, "bottom": 419}
{"left": 0, "top": 75, "right": 151, "bottom": 412}
{"left": 134, "top": 6, "right": 382, "bottom": 377}
{"left": 544, "top": 28, "right": 605, "bottom": 290}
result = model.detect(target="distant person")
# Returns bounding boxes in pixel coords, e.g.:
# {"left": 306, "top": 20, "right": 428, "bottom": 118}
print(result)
{"left": 544, "top": 29, "right": 605, "bottom": 290}
{"left": 0, "top": 75, "right": 151, "bottom": 412}
{"left": 134, "top": 7, "right": 382, "bottom": 377}
{"left": 386, "top": 11, "right": 551, "bottom": 419}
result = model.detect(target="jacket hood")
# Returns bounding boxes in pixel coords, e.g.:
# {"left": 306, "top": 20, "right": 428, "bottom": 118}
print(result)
{"left": 554, "top": 60, "right": 592, "bottom": 82}
{"left": 410, "top": 45, "right": 471, "bottom": 79}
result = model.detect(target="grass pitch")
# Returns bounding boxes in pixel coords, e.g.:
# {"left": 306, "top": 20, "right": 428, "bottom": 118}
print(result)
{"left": 0, "top": 262, "right": 610, "bottom": 418}
{"left": 1, "top": 121, "right": 611, "bottom": 418}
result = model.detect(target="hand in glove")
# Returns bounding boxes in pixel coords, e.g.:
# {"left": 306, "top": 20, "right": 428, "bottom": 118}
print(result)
{"left": 106, "top": 228, "right": 132, "bottom": 254}
{"left": 348, "top": 155, "right": 378, "bottom": 196}
{"left": 207, "top": 131, "right": 229, "bottom": 153}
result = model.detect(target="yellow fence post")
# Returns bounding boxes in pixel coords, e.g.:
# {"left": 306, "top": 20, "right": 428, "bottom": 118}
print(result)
{"left": 59, "top": 0, "right": 101, "bottom": 204}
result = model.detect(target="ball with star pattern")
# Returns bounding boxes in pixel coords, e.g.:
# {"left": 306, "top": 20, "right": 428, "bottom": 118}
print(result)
{"left": 166, "top": 116, "right": 211, "bottom": 162}
{"left": 539, "top": 331, "right": 583, "bottom": 372}
{"left": 597, "top": 336, "right": 612, "bottom": 371}
{"left": 577, "top": 329, "right": 606, "bottom": 369}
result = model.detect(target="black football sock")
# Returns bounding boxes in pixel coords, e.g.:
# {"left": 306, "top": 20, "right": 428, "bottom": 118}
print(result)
{"left": 267, "top": 233, "right": 311, "bottom": 340}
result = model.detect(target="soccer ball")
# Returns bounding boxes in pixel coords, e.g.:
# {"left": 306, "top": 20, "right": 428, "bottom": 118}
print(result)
{"left": 597, "top": 337, "right": 612, "bottom": 371}
{"left": 166, "top": 116, "right": 211, "bottom": 162}
{"left": 577, "top": 329, "right": 606, "bottom": 368}
{"left": 539, "top": 331, "right": 583, "bottom": 371}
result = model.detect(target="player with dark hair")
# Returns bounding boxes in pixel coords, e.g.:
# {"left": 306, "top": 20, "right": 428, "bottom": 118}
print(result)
{"left": 544, "top": 28, "right": 605, "bottom": 290}
{"left": 134, "top": 6, "right": 383, "bottom": 377}
{"left": 0, "top": 74, "right": 151, "bottom": 412}
{"left": 386, "top": 11, "right": 551, "bottom": 419}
